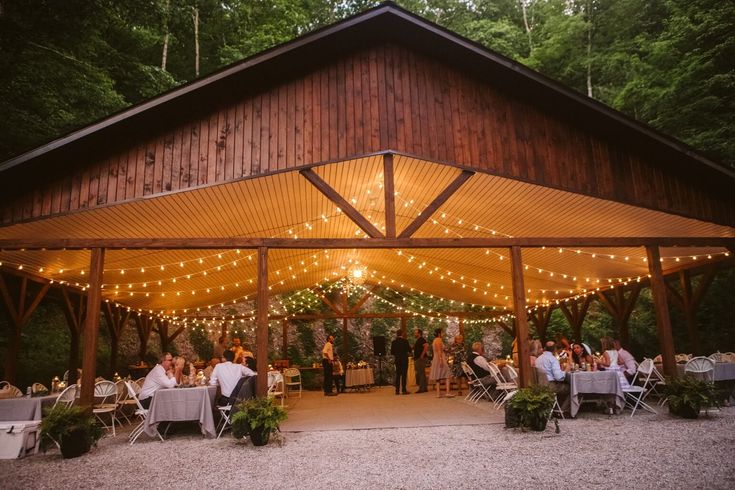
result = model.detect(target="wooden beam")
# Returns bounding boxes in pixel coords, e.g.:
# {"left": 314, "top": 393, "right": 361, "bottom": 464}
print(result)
{"left": 282, "top": 319, "right": 288, "bottom": 359}
{"left": 255, "top": 247, "right": 269, "bottom": 397}
{"left": 510, "top": 246, "right": 531, "bottom": 388}
{"left": 398, "top": 170, "right": 474, "bottom": 238}
{"left": 2, "top": 235, "right": 733, "bottom": 250}
{"left": 80, "top": 248, "right": 105, "bottom": 407}
{"left": 135, "top": 315, "right": 155, "bottom": 361}
{"left": 347, "top": 284, "right": 378, "bottom": 313}
{"left": 383, "top": 153, "right": 396, "bottom": 238}
{"left": 188, "top": 310, "right": 508, "bottom": 321}
{"left": 597, "top": 284, "right": 641, "bottom": 347}
{"left": 300, "top": 168, "right": 383, "bottom": 238}
{"left": 60, "top": 287, "right": 85, "bottom": 384}
{"left": 0, "top": 271, "right": 50, "bottom": 384}
{"left": 559, "top": 295, "right": 593, "bottom": 341}
{"left": 496, "top": 320, "right": 514, "bottom": 337}
{"left": 528, "top": 305, "right": 554, "bottom": 342}
{"left": 311, "top": 287, "right": 343, "bottom": 315}
{"left": 102, "top": 302, "right": 131, "bottom": 376}
{"left": 646, "top": 245, "right": 676, "bottom": 378}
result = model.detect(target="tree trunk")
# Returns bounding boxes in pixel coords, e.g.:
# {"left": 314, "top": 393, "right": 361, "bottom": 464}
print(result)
{"left": 110, "top": 336, "right": 119, "bottom": 377}
{"left": 519, "top": 0, "right": 533, "bottom": 55}
{"left": 192, "top": 6, "right": 200, "bottom": 77}
{"left": 161, "top": 0, "right": 170, "bottom": 70}
{"left": 586, "top": 0, "right": 593, "bottom": 98}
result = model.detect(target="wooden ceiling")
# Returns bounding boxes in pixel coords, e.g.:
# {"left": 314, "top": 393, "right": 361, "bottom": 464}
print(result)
{"left": 0, "top": 155, "right": 732, "bottom": 315}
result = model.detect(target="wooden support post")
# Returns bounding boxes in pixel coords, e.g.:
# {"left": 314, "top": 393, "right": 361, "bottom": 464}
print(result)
{"left": 383, "top": 153, "right": 396, "bottom": 238}
{"left": 0, "top": 272, "right": 50, "bottom": 384}
{"left": 528, "top": 305, "right": 554, "bottom": 343}
{"left": 60, "top": 287, "right": 86, "bottom": 384}
{"left": 400, "top": 316, "right": 407, "bottom": 337}
{"left": 80, "top": 248, "right": 105, "bottom": 407}
{"left": 666, "top": 267, "right": 717, "bottom": 356}
{"left": 646, "top": 246, "right": 676, "bottom": 377}
{"left": 510, "top": 246, "right": 531, "bottom": 388}
{"left": 135, "top": 315, "right": 155, "bottom": 361}
{"left": 596, "top": 283, "right": 642, "bottom": 348}
{"left": 282, "top": 319, "right": 288, "bottom": 359}
{"left": 342, "top": 317, "right": 349, "bottom": 360}
{"left": 255, "top": 247, "right": 269, "bottom": 397}
{"left": 559, "top": 295, "right": 593, "bottom": 342}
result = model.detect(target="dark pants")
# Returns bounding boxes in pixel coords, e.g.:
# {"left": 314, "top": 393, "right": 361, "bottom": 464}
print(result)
{"left": 395, "top": 362, "right": 408, "bottom": 394}
{"left": 323, "top": 359, "right": 334, "bottom": 394}
{"left": 139, "top": 396, "right": 152, "bottom": 409}
{"left": 334, "top": 374, "right": 345, "bottom": 393}
{"left": 414, "top": 358, "right": 428, "bottom": 392}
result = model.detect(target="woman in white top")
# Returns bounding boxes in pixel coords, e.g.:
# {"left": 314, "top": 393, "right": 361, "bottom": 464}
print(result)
{"left": 599, "top": 337, "right": 619, "bottom": 370}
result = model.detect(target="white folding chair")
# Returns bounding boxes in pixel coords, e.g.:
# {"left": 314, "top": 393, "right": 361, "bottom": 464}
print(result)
{"left": 124, "top": 381, "right": 163, "bottom": 445}
{"left": 534, "top": 369, "right": 565, "bottom": 419}
{"left": 708, "top": 352, "right": 724, "bottom": 363}
{"left": 52, "top": 384, "right": 78, "bottom": 409}
{"left": 487, "top": 363, "right": 517, "bottom": 409}
{"left": 267, "top": 377, "right": 285, "bottom": 407}
{"left": 685, "top": 356, "right": 715, "bottom": 382}
{"left": 283, "top": 368, "right": 302, "bottom": 398}
{"left": 93, "top": 380, "right": 118, "bottom": 436}
{"left": 114, "top": 379, "right": 138, "bottom": 424}
{"left": 215, "top": 404, "right": 232, "bottom": 439}
{"left": 633, "top": 358, "right": 664, "bottom": 401}
{"left": 135, "top": 377, "right": 146, "bottom": 388}
{"left": 623, "top": 384, "right": 657, "bottom": 417}
{"left": 460, "top": 362, "right": 495, "bottom": 404}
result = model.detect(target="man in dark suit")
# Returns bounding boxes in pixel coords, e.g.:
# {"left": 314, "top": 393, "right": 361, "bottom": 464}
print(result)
{"left": 391, "top": 331, "right": 411, "bottom": 395}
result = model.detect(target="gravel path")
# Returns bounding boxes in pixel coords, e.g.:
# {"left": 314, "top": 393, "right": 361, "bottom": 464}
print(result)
{"left": 2, "top": 407, "right": 734, "bottom": 489}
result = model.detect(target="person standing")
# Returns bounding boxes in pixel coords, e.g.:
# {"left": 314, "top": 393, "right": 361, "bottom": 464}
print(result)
{"left": 322, "top": 335, "right": 337, "bottom": 396}
{"left": 449, "top": 334, "right": 468, "bottom": 396}
{"left": 213, "top": 335, "right": 228, "bottom": 360}
{"left": 391, "top": 331, "right": 411, "bottom": 395}
{"left": 429, "top": 328, "right": 454, "bottom": 398}
{"left": 413, "top": 329, "right": 429, "bottom": 393}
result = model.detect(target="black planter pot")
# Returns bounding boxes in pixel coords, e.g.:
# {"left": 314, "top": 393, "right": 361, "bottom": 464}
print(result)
{"left": 249, "top": 426, "right": 271, "bottom": 446}
{"left": 528, "top": 417, "right": 548, "bottom": 432}
{"left": 59, "top": 429, "right": 91, "bottom": 459}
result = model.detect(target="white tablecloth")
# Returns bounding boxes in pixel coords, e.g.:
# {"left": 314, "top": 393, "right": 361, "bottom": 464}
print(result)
{"left": 0, "top": 395, "right": 58, "bottom": 422}
{"left": 569, "top": 371, "right": 624, "bottom": 418}
{"left": 346, "top": 368, "right": 374, "bottom": 388}
{"left": 672, "top": 362, "right": 735, "bottom": 381}
{"left": 268, "top": 371, "right": 283, "bottom": 388}
{"left": 144, "top": 386, "right": 217, "bottom": 438}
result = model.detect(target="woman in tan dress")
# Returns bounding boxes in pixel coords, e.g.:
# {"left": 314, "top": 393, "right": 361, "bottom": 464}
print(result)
{"left": 429, "top": 328, "right": 454, "bottom": 398}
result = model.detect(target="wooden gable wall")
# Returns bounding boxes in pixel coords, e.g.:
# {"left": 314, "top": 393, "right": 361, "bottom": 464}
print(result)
{"left": 2, "top": 43, "right": 733, "bottom": 227}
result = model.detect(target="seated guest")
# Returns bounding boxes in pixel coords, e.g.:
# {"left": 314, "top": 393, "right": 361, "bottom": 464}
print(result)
{"left": 529, "top": 339, "right": 543, "bottom": 367}
{"left": 599, "top": 337, "right": 618, "bottom": 370}
{"left": 210, "top": 350, "right": 255, "bottom": 405}
{"left": 173, "top": 356, "right": 186, "bottom": 384}
{"left": 139, "top": 352, "right": 181, "bottom": 409}
{"left": 241, "top": 343, "right": 254, "bottom": 360}
{"left": 572, "top": 343, "right": 595, "bottom": 370}
{"left": 243, "top": 356, "right": 257, "bottom": 372}
{"left": 468, "top": 342, "right": 497, "bottom": 390}
{"left": 557, "top": 335, "right": 573, "bottom": 362}
{"left": 203, "top": 357, "right": 220, "bottom": 380}
{"left": 536, "top": 341, "right": 571, "bottom": 415}
{"left": 614, "top": 339, "right": 637, "bottom": 383}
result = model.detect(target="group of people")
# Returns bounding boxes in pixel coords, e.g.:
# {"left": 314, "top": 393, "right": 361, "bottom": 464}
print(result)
{"left": 138, "top": 335, "right": 260, "bottom": 408}
{"left": 535, "top": 336, "right": 639, "bottom": 416}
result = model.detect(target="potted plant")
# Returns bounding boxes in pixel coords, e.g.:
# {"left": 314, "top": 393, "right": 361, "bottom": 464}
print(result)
{"left": 506, "top": 385, "right": 555, "bottom": 431}
{"left": 40, "top": 405, "right": 103, "bottom": 458}
{"left": 664, "top": 375, "right": 720, "bottom": 419}
{"left": 231, "top": 396, "right": 287, "bottom": 446}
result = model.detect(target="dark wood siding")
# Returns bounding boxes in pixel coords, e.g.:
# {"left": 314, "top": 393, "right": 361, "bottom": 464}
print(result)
{"left": 2, "top": 43, "right": 733, "bottom": 226}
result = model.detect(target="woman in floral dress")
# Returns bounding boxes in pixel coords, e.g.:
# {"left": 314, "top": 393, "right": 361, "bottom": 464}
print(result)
{"left": 429, "top": 328, "right": 454, "bottom": 398}
{"left": 449, "top": 334, "right": 468, "bottom": 395}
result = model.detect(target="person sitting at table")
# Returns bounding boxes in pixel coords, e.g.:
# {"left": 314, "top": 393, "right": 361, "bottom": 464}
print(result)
{"left": 242, "top": 356, "right": 257, "bottom": 372}
{"left": 333, "top": 355, "right": 346, "bottom": 393}
{"left": 241, "top": 343, "right": 254, "bottom": 360}
{"left": 469, "top": 342, "right": 497, "bottom": 391}
{"left": 598, "top": 337, "right": 619, "bottom": 370}
{"left": 614, "top": 339, "right": 637, "bottom": 384}
{"left": 572, "top": 343, "right": 595, "bottom": 370}
{"left": 537, "top": 341, "right": 571, "bottom": 415}
{"left": 203, "top": 357, "right": 220, "bottom": 380}
{"left": 557, "top": 335, "right": 573, "bottom": 362}
{"left": 139, "top": 352, "right": 181, "bottom": 409}
{"left": 210, "top": 350, "right": 255, "bottom": 405}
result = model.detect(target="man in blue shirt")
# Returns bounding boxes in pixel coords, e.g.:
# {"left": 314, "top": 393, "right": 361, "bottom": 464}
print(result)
{"left": 536, "top": 340, "right": 571, "bottom": 415}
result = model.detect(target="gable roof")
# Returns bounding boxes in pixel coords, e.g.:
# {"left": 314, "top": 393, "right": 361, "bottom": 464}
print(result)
{"left": 1, "top": 1, "right": 733, "bottom": 191}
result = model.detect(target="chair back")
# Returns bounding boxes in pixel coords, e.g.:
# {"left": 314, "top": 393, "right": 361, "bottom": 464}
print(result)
{"left": 124, "top": 381, "right": 146, "bottom": 411}
{"left": 486, "top": 362, "right": 507, "bottom": 384}
{"left": 32, "top": 382, "right": 48, "bottom": 394}
{"left": 0, "top": 382, "right": 23, "bottom": 398}
{"left": 684, "top": 356, "right": 715, "bottom": 381}
{"left": 135, "top": 377, "right": 146, "bottom": 388}
{"left": 283, "top": 368, "right": 301, "bottom": 381}
{"left": 114, "top": 380, "right": 129, "bottom": 403}
{"left": 505, "top": 365, "right": 519, "bottom": 382}
{"left": 53, "top": 384, "right": 78, "bottom": 408}
{"left": 460, "top": 361, "right": 478, "bottom": 381}
{"left": 535, "top": 368, "right": 552, "bottom": 387}
{"left": 94, "top": 380, "right": 117, "bottom": 404}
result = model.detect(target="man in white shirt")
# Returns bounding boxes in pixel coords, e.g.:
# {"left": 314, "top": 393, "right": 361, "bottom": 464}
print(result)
{"left": 322, "top": 335, "right": 336, "bottom": 396}
{"left": 139, "top": 352, "right": 181, "bottom": 409}
{"left": 536, "top": 341, "right": 571, "bottom": 415}
{"left": 210, "top": 350, "right": 255, "bottom": 405}
{"left": 614, "top": 339, "right": 637, "bottom": 383}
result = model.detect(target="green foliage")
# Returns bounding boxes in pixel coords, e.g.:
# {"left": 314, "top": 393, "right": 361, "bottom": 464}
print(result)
{"left": 231, "top": 396, "right": 288, "bottom": 438}
{"left": 188, "top": 325, "right": 213, "bottom": 361}
{"left": 664, "top": 375, "right": 720, "bottom": 418}
{"left": 508, "top": 385, "right": 555, "bottom": 430}
{"left": 40, "top": 405, "right": 103, "bottom": 452}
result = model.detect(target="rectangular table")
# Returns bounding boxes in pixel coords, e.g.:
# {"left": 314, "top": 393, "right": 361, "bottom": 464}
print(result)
{"left": 569, "top": 371, "right": 624, "bottom": 418}
{"left": 0, "top": 395, "right": 58, "bottom": 422}
{"left": 143, "top": 385, "right": 218, "bottom": 439}
{"left": 671, "top": 362, "right": 735, "bottom": 381}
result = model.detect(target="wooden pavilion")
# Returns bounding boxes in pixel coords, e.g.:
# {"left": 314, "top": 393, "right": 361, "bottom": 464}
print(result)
{"left": 1, "top": 4, "right": 734, "bottom": 404}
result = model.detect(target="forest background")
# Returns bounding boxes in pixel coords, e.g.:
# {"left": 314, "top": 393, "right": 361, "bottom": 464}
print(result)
{"left": 0, "top": 0, "right": 733, "bottom": 388}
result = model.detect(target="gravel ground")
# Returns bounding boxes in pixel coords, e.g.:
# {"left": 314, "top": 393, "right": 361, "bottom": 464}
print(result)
{"left": 2, "top": 407, "right": 734, "bottom": 489}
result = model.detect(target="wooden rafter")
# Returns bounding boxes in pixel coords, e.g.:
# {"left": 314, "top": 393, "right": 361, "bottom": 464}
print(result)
{"left": 59, "top": 286, "right": 85, "bottom": 384}
{"left": 0, "top": 271, "right": 50, "bottom": 383}
{"left": 528, "top": 305, "right": 555, "bottom": 342}
{"left": 103, "top": 302, "right": 132, "bottom": 375}
{"left": 398, "top": 170, "right": 474, "bottom": 238}
{"left": 299, "top": 168, "right": 383, "bottom": 238}
{"left": 80, "top": 248, "right": 104, "bottom": 407}
{"left": 559, "top": 295, "right": 593, "bottom": 341}
{"left": 596, "top": 282, "right": 642, "bottom": 347}
{"left": 310, "top": 286, "right": 343, "bottom": 315}
{"left": 665, "top": 265, "right": 718, "bottom": 355}
{"left": 347, "top": 284, "right": 379, "bottom": 314}
{"left": 646, "top": 245, "right": 676, "bottom": 377}
{"left": 135, "top": 315, "right": 156, "bottom": 361}
{"left": 1, "top": 235, "right": 732, "bottom": 250}
{"left": 152, "top": 318, "right": 185, "bottom": 354}
{"left": 496, "top": 320, "right": 514, "bottom": 337}
{"left": 510, "top": 246, "right": 531, "bottom": 388}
